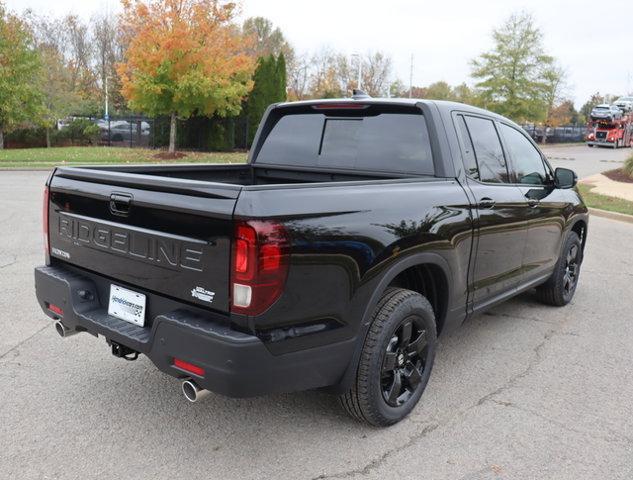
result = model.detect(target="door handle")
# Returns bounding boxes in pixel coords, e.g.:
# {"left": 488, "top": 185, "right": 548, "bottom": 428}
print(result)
{"left": 527, "top": 198, "right": 539, "bottom": 208}
{"left": 478, "top": 197, "right": 495, "bottom": 209}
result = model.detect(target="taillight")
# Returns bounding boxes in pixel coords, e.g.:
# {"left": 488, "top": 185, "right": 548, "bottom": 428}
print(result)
{"left": 230, "top": 220, "right": 289, "bottom": 316}
{"left": 43, "top": 186, "right": 49, "bottom": 255}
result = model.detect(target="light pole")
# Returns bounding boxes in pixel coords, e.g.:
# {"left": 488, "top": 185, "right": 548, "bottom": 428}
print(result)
{"left": 104, "top": 75, "right": 109, "bottom": 121}
{"left": 351, "top": 53, "right": 362, "bottom": 91}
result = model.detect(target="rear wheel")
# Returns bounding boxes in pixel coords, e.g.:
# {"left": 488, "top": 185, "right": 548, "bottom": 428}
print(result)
{"left": 339, "top": 288, "right": 437, "bottom": 426}
{"left": 536, "top": 231, "right": 583, "bottom": 306}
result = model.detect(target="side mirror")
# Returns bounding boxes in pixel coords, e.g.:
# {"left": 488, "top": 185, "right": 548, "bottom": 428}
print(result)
{"left": 554, "top": 167, "right": 577, "bottom": 189}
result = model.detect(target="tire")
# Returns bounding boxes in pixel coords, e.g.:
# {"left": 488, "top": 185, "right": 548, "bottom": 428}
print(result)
{"left": 536, "top": 231, "right": 583, "bottom": 306}
{"left": 339, "top": 288, "right": 437, "bottom": 427}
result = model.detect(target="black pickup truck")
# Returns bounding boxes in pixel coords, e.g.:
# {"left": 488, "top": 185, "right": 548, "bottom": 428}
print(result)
{"left": 35, "top": 96, "right": 588, "bottom": 426}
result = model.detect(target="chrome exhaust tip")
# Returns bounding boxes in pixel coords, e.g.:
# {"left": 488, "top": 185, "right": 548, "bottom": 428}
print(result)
{"left": 181, "top": 379, "right": 210, "bottom": 403}
{"left": 54, "top": 320, "right": 79, "bottom": 338}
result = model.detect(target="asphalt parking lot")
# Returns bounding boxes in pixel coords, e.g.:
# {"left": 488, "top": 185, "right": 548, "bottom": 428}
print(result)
{"left": 1, "top": 145, "right": 633, "bottom": 479}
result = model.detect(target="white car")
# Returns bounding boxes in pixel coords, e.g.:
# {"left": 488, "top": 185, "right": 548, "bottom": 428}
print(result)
{"left": 590, "top": 104, "right": 622, "bottom": 122}
{"left": 614, "top": 97, "right": 633, "bottom": 113}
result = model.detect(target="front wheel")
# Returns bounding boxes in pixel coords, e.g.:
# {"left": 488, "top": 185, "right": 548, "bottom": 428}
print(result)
{"left": 536, "top": 231, "right": 583, "bottom": 306}
{"left": 339, "top": 288, "right": 437, "bottom": 426}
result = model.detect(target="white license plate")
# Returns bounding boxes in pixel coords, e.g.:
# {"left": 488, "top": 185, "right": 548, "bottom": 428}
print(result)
{"left": 108, "top": 285, "right": 146, "bottom": 327}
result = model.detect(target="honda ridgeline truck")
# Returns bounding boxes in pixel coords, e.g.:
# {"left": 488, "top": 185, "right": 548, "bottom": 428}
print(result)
{"left": 35, "top": 95, "right": 588, "bottom": 426}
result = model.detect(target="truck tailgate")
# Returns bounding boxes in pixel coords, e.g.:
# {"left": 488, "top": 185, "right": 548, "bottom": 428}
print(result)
{"left": 47, "top": 168, "right": 240, "bottom": 313}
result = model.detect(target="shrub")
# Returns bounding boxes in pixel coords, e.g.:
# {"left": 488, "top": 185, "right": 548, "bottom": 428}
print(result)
{"left": 625, "top": 154, "right": 633, "bottom": 178}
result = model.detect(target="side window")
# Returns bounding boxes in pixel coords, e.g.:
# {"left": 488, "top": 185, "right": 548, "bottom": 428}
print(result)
{"left": 456, "top": 115, "right": 479, "bottom": 179}
{"left": 464, "top": 116, "right": 509, "bottom": 183}
{"left": 499, "top": 124, "right": 548, "bottom": 185}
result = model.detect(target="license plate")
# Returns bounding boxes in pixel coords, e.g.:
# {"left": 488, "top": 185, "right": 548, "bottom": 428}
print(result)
{"left": 108, "top": 284, "right": 146, "bottom": 327}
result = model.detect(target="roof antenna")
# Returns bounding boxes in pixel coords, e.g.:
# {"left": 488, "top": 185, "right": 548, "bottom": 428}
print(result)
{"left": 352, "top": 89, "right": 371, "bottom": 100}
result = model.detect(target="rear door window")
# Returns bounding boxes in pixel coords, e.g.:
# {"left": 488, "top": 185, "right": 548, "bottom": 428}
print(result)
{"left": 255, "top": 111, "right": 435, "bottom": 175}
{"left": 464, "top": 116, "right": 509, "bottom": 183}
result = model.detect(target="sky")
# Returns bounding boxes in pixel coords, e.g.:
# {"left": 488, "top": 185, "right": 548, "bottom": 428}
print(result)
{"left": 7, "top": 0, "right": 633, "bottom": 108}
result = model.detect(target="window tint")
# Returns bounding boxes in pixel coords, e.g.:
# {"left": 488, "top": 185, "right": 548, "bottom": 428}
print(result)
{"left": 456, "top": 115, "right": 479, "bottom": 179}
{"left": 499, "top": 124, "right": 547, "bottom": 185}
{"left": 256, "top": 112, "right": 434, "bottom": 175}
{"left": 464, "top": 116, "right": 508, "bottom": 183}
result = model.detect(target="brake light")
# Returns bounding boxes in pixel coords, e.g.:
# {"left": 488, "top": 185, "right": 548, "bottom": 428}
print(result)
{"left": 230, "top": 220, "right": 289, "bottom": 316}
{"left": 43, "top": 186, "right": 49, "bottom": 255}
{"left": 312, "top": 103, "right": 368, "bottom": 110}
{"left": 173, "top": 358, "right": 205, "bottom": 377}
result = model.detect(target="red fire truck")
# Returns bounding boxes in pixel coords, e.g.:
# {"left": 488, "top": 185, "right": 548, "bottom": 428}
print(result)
{"left": 586, "top": 113, "right": 633, "bottom": 148}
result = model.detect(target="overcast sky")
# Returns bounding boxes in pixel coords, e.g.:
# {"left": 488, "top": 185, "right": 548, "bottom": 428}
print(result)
{"left": 7, "top": 0, "right": 633, "bottom": 107}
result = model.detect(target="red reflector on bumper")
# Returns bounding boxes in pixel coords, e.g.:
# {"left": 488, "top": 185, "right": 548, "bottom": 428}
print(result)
{"left": 173, "top": 358, "right": 205, "bottom": 377}
{"left": 47, "top": 303, "right": 63, "bottom": 316}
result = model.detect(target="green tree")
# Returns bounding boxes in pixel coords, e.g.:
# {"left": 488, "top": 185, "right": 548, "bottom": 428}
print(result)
{"left": 580, "top": 92, "right": 605, "bottom": 122}
{"left": 424, "top": 81, "right": 453, "bottom": 100}
{"left": 0, "top": 5, "right": 43, "bottom": 149}
{"left": 470, "top": 12, "right": 554, "bottom": 122}
{"left": 245, "top": 54, "right": 287, "bottom": 145}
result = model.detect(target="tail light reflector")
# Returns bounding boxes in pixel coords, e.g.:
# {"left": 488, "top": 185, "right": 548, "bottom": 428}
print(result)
{"left": 230, "top": 221, "right": 289, "bottom": 316}
{"left": 47, "top": 303, "right": 63, "bottom": 316}
{"left": 173, "top": 358, "right": 205, "bottom": 377}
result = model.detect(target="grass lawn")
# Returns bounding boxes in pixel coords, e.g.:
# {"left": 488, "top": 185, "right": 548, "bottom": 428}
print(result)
{"left": 578, "top": 184, "right": 633, "bottom": 216}
{"left": 0, "top": 146, "right": 247, "bottom": 169}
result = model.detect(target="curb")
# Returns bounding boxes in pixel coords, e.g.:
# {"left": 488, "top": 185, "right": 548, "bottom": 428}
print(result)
{"left": 589, "top": 207, "right": 633, "bottom": 225}
{"left": 0, "top": 168, "right": 53, "bottom": 172}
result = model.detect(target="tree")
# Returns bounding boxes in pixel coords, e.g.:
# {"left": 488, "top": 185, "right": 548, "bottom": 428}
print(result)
{"left": 92, "top": 13, "right": 127, "bottom": 115}
{"left": 117, "top": 0, "right": 256, "bottom": 153}
{"left": 0, "top": 5, "right": 43, "bottom": 149}
{"left": 470, "top": 12, "right": 555, "bottom": 122}
{"left": 242, "top": 16, "right": 292, "bottom": 59}
{"left": 542, "top": 63, "right": 568, "bottom": 125}
{"left": 548, "top": 100, "right": 578, "bottom": 127}
{"left": 38, "top": 45, "right": 80, "bottom": 146}
{"left": 424, "top": 81, "right": 453, "bottom": 100}
{"left": 244, "top": 54, "right": 286, "bottom": 145}
{"left": 580, "top": 92, "right": 605, "bottom": 122}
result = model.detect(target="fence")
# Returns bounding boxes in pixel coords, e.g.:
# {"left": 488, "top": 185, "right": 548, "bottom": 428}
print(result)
{"left": 521, "top": 124, "right": 587, "bottom": 143}
{"left": 67, "top": 115, "right": 253, "bottom": 150}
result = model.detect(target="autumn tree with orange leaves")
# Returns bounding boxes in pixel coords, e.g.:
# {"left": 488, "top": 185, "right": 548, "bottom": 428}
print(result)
{"left": 117, "top": 0, "right": 255, "bottom": 153}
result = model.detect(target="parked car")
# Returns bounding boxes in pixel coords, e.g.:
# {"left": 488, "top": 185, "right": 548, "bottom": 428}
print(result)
{"left": 614, "top": 98, "right": 633, "bottom": 113}
{"left": 35, "top": 96, "right": 588, "bottom": 426}
{"left": 590, "top": 104, "right": 623, "bottom": 121}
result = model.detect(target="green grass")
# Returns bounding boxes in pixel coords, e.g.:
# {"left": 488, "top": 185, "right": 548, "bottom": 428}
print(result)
{"left": 578, "top": 184, "right": 633, "bottom": 216}
{"left": 0, "top": 146, "right": 247, "bottom": 169}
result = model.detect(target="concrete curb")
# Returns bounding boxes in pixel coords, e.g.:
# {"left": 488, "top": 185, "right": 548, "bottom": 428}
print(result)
{"left": 0, "top": 168, "right": 53, "bottom": 172}
{"left": 589, "top": 207, "right": 633, "bottom": 225}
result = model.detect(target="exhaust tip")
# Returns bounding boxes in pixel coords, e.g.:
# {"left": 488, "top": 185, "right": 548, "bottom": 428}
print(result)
{"left": 54, "top": 320, "right": 78, "bottom": 338}
{"left": 181, "top": 379, "right": 210, "bottom": 403}
{"left": 182, "top": 380, "right": 198, "bottom": 402}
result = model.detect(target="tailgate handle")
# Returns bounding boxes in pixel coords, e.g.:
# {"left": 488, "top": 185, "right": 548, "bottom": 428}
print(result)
{"left": 110, "top": 193, "right": 133, "bottom": 216}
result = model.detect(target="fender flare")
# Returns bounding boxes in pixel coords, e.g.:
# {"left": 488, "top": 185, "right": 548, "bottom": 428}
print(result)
{"left": 330, "top": 251, "right": 453, "bottom": 393}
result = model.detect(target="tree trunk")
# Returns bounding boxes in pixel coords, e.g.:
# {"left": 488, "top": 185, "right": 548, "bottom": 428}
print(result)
{"left": 169, "top": 112, "right": 177, "bottom": 153}
{"left": 0, "top": 128, "right": 4, "bottom": 150}
{"left": 46, "top": 128, "right": 51, "bottom": 148}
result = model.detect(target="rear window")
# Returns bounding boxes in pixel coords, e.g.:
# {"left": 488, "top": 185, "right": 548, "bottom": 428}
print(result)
{"left": 255, "top": 110, "right": 434, "bottom": 175}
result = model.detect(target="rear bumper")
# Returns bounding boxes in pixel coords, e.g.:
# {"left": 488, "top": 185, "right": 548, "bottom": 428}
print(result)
{"left": 34, "top": 265, "right": 353, "bottom": 397}
{"left": 586, "top": 141, "right": 615, "bottom": 147}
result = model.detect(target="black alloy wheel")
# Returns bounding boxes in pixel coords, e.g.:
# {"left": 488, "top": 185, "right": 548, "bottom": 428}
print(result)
{"left": 381, "top": 317, "right": 429, "bottom": 407}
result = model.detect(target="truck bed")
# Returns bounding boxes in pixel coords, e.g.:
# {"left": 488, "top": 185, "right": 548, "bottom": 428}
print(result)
{"left": 67, "top": 163, "right": 409, "bottom": 189}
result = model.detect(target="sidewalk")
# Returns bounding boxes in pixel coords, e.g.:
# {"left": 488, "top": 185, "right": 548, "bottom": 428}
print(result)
{"left": 580, "top": 173, "right": 633, "bottom": 202}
